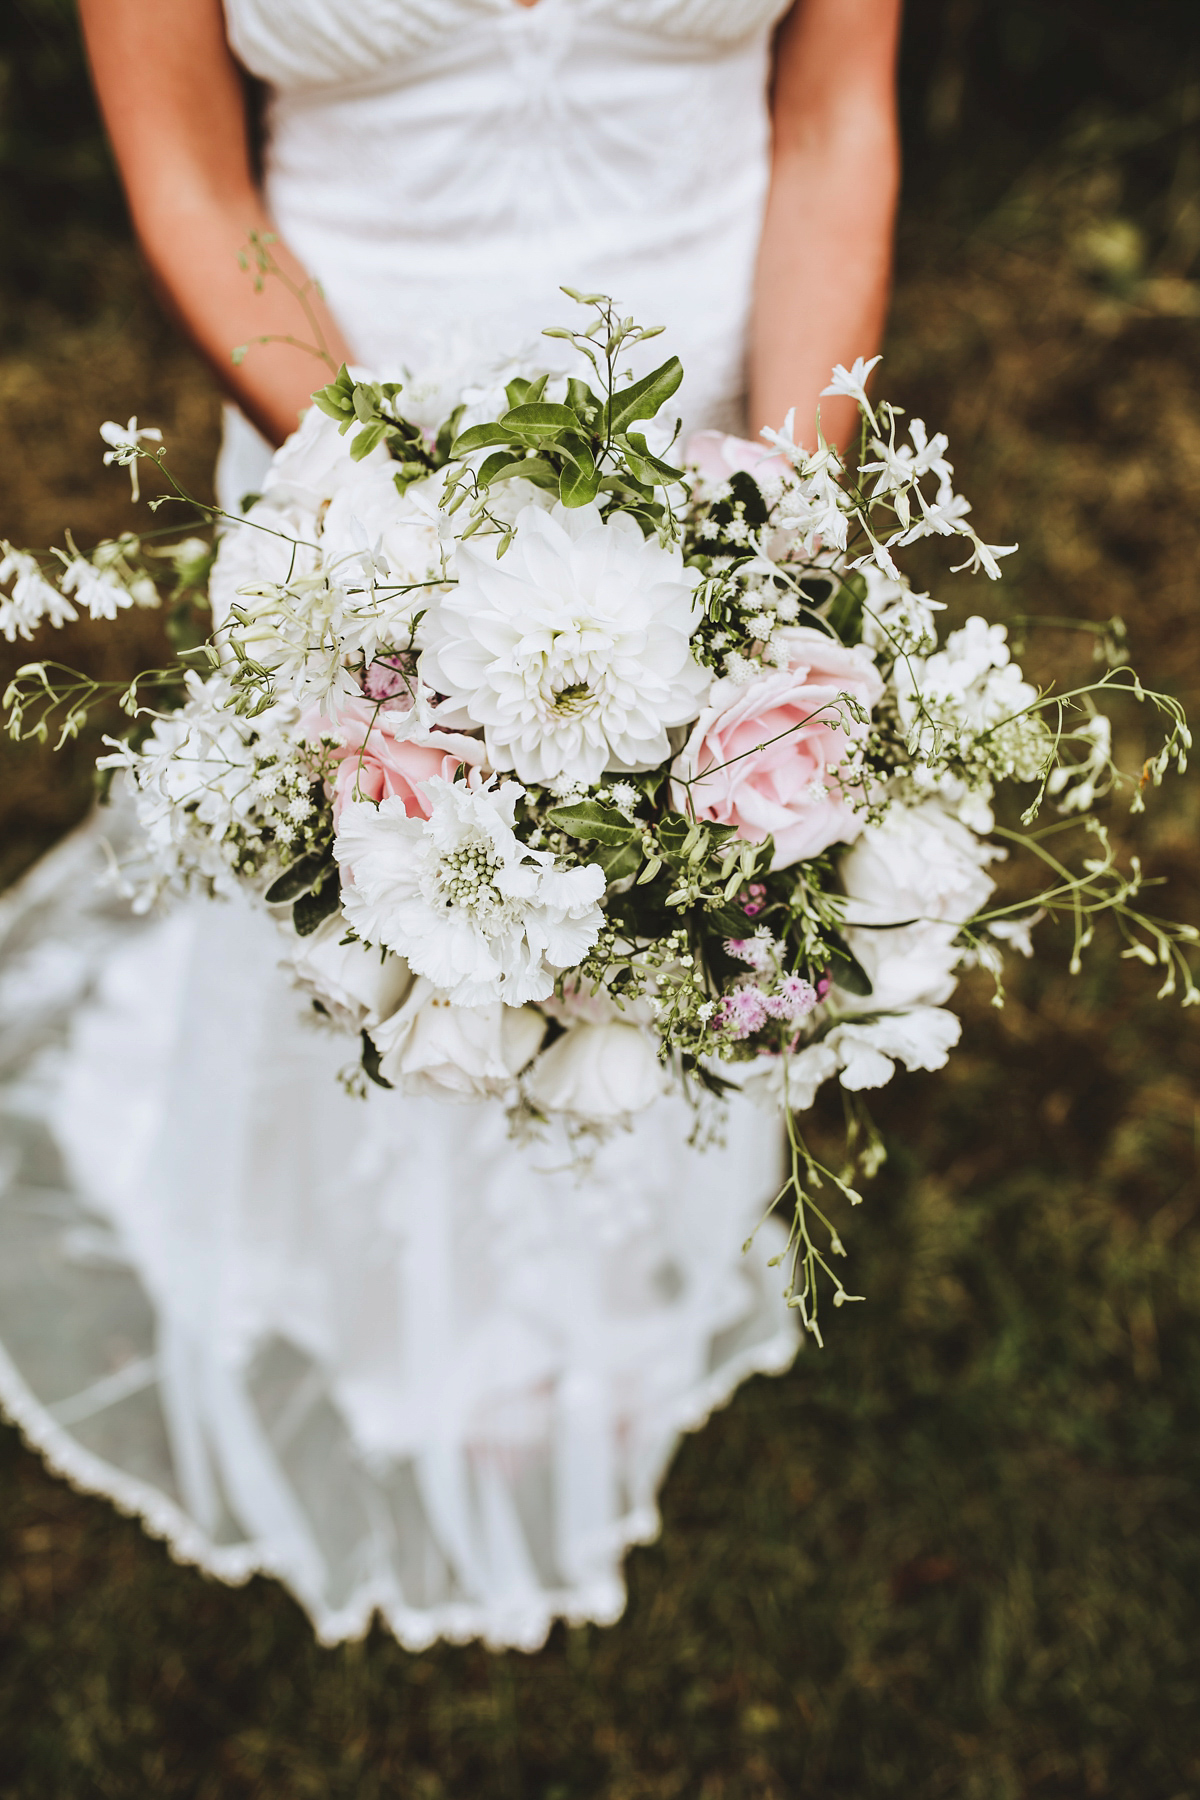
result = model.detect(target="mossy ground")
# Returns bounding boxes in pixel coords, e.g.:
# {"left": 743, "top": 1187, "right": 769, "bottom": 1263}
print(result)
{"left": 1, "top": 3, "right": 1199, "bottom": 1795}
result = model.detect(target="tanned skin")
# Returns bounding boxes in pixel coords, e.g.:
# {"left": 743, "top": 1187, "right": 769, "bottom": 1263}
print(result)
{"left": 78, "top": 0, "right": 903, "bottom": 450}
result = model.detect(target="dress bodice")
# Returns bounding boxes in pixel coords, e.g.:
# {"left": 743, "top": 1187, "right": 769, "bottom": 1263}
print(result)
{"left": 221, "top": 0, "right": 793, "bottom": 434}
{"left": 225, "top": 0, "right": 791, "bottom": 95}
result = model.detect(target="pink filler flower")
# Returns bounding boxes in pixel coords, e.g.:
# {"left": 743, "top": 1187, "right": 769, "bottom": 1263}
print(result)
{"left": 670, "top": 628, "right": 884, "bottom": 869}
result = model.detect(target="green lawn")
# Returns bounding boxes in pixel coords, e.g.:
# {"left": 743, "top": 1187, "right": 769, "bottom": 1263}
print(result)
{"left": 1, "top": 4, "right": 1199, "bottom": 1795}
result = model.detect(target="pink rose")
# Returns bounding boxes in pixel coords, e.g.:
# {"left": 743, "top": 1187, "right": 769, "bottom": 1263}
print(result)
{"left": 670, "top": 628, "right": 884, "bottom": 869}
{"left": 304, "top": 697, "right": 486, "bottom": 825}
{"left": 685, "top": 430, "right": 788, "bottom": 492}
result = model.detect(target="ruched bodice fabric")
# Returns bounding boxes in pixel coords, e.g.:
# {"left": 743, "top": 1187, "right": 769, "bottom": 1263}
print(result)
{"left": 223, "top": 0, "right": 792, "bottom": 434}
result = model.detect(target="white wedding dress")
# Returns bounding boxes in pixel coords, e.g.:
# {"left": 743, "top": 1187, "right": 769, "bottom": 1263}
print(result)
{"left": 0, "top": 0, "right": 798, "bottom": 1649}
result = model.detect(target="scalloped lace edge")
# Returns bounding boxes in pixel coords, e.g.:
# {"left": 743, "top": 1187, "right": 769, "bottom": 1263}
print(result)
{"left": 0, "top": 1325, "right": 799, "bottom": 1649}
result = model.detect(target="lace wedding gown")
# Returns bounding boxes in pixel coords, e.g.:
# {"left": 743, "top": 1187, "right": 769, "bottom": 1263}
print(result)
{"left": 0, "top": 0, "right": 798, "bottom": 1649}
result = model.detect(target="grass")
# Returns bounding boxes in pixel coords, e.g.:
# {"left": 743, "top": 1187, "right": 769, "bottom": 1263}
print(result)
{"left": 2, "top": 7, "right": 1200, "bottom": 1795}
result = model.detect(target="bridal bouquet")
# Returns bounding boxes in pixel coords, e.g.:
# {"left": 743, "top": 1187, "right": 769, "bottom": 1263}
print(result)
{"left": 4, "top": 293, "right": 1193, "bottom": 1336}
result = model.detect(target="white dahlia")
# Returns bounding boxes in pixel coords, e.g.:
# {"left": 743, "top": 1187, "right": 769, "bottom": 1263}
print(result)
{"left": 336, "top": 776, "right": 606, "bottom": 1007}
{"left": 422, "top": 502, "right": 710, "bottom": 785}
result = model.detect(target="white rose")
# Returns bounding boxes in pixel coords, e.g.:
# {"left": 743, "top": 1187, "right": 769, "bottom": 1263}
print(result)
{"left": 285, "top": 915, "right": 413, "bottom": 1031}
{"left": 319, "top": 464, "right": 445, "bottom": 596}
{"left": 837, "top": 800, "right": 997, "bottom": 1011}
{"left": 525, "top": 1019, "right": 666, "bottom": 1122}
{"left": 264, "top": 397, "right": 383, "bottom": 510}
{"left": 209, "top": 494, "right": 320, "bottom": 636}
{"left": 370, "top": 977, "right": 545, "bottom": 1101}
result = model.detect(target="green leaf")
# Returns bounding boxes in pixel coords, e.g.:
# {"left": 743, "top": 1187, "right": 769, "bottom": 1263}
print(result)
{"left": 352, "top": 383, "right": 382, "bottom": 422}
{"left": 476, "top": 452, "right": 560, "bottom": 492}
{"left": 476, "top": 450, "right": 531, "bottom": 487}
{"left": 349, "top": 421, "right": 387, "bottom": 461}
{"left": 727, "top": 468, "right": 770, "bottom": 527}
{"left": 502, "top": 402, "right": 585, "bottom": 437}
{"left": 361, "top": 1030, "right": 394, "bottom": 1089}
{"left": 450, "top": 422, "right": 515, "bottom": 457}
{"left": 310, "top": 364, "right": 357, "bottom": 430}
{"left": 293, "top": 877, "right": 342, "bottom": 937}
{"left": 606, "top": 357, "right": 683, "bottom": 436}
{"left": 596, "top": 840, "right": 643, "bottom": 885}
{"left": 434, "top": 403, "right": 466, "bottom": 463}
{"left": 556, "top": 430, "right": 597, "bottom": 471}
{"left": 559, "top": 458, "right": 601, "bottom": 508}
{"left": 705, "top": 905, "right": 753, "bottom": 939}
{"left": 618, "top": 431, "right": 685, "bottom": 485}
{"left": 566, "top": 378, "right": 602, "bottom": 425}
{"left": 826, "top": 931, "right": 874, "bottom": 997}
{"left": 504, "top": 373, "right": 548, "bottom": 410}
{"left": 628, "top": 766, "right": 668, "bottom": 805}
{"left": 824, "top": 571, "right": 866, "bottom": 645}
{"left": 265, "top": 852, "right": 330, "bottom": 905}
{"left": 545, "top": 800, "right": 636, "bottom": 846}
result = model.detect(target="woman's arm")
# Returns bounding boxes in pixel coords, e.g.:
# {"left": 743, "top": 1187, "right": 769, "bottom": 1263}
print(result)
{"left": 751, "top": 0, "right": 903, "bottom": 450}
{"left": 78, "top": 0, "right": 351, "bottom": 446}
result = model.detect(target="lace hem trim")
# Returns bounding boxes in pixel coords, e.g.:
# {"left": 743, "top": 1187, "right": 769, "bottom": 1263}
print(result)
{"left": 0, "top": 1326, "right": 798, "bottom": 1649}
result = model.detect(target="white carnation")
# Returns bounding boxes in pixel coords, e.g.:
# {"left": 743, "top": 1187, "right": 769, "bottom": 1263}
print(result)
{"left": 336, "top": 776, "right": 606, "bottom": 1006}
{"left": 825, "top": 1007, "right": 962, "bottom": 1090}
{"left": 262, "top": 401, "right": 376, "bottom": 512}
{"left": 733, "top": 1006, "right": 960, "bottom": 1112}
{"left": 423, "top": 501, "right": 710, "bottom": 785}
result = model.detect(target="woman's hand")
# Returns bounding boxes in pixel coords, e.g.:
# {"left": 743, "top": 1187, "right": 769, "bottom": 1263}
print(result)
{"left": 78, "top": 0, "right": 351, "bottom": 446}
{"left": 752, "top": 0, "right": 903, "bottom": 452}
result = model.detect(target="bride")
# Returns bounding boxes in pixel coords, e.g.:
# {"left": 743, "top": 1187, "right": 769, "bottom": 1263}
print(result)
{"left": 0, "top": 0, "right": 900, "bottom": 1648}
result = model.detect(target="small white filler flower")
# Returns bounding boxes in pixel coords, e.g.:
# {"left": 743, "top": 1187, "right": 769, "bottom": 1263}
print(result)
{"left": 336, "top": 775, "right": 606, "bottom": 1006}
{"left": 99, "top": 417, "right": 163, "bottom": 502}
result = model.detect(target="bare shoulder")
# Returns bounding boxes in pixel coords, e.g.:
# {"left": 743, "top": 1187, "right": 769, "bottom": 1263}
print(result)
{"left": 772, "top": 0, "right": 904, "bottom": 138}
{"left": 78, "top": 0, "right": 251, "bottom": 207}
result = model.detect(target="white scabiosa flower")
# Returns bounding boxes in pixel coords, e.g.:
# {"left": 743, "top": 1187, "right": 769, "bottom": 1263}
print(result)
{"left": 336, "top": 775, "right": 606, "bottom": 1006}
{"left": 422, "top": 502, "right": 710, "bottom": 786}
